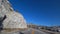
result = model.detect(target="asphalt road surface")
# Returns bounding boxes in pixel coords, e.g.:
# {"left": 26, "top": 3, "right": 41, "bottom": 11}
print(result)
{"left": 22, "top": 28, "right": 49, "bottom": 34}
{"left": 0, "top": 28, "right": 50, "bottom": 34}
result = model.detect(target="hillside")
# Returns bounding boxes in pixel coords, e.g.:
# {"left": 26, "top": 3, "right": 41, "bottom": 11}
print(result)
{"left": 0, "top": 0, "right": 60, "bottom": 34}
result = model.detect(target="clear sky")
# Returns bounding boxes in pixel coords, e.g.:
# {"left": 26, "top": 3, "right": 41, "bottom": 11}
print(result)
{"left": 9, "top": 0, "right": 60, "bottom": 26}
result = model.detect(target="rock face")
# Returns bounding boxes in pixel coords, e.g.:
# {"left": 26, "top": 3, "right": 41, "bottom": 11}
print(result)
{"left": 0, "top": 0, "right": 27, "bottom": 30}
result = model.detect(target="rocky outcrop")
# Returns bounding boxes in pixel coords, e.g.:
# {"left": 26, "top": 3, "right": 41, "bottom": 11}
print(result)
{"left": 0, "top": 0, "right": 27, "bottom": 31}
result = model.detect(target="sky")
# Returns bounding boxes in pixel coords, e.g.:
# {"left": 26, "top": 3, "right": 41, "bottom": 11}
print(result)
{"left": 9, "top": 0, "right": 60, "bottom": 26}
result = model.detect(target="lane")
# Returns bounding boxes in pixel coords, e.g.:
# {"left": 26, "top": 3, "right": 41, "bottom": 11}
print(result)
{"left": 0, "top": 28, "right": 49, "bottom": 34}
{"left": 22, "top": 28, "right": 49, "bottom": 34}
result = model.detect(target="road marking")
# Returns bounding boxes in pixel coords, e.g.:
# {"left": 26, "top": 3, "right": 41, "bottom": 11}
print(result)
{"left": 32, "top": 30, "right": 34, "bottom": 34}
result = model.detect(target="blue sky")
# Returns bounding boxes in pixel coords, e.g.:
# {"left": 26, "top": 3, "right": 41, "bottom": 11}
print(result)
{"left": 9, "top": 0, "right": 60, "bottom": 26}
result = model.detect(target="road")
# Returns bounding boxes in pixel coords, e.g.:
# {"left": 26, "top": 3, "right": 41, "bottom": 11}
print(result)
{"left": 0, "top": 28, "right": 50, "bottom": 34}
{"left": 22, "top": 28, "right": 49, "bottom": 34}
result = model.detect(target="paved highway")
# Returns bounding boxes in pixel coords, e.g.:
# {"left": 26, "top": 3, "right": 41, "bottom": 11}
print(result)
{"left": 0, "top": 28, "right": 50, "bottom": 34}
{"left": 22, "top": 28, "right": 49, "bottom": 34}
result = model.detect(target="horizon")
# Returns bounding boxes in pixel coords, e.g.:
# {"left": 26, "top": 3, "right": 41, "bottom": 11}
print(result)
{"left": 9, "top": 0, "right": 60, "bottom": 26}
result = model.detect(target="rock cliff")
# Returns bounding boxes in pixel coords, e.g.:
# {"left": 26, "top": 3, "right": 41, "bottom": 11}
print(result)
{"left": 0, "top": 0, "right": 27, "bottom": 30}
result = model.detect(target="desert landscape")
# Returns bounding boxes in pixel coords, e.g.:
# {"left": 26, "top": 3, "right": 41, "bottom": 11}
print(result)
{"left": 0, "top": 0, "right": 60, "bottom": 34}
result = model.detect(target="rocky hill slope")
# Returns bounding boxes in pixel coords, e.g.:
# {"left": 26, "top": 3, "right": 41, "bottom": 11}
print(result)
{"left": 0, "top": 0, "right": 27, "bottom": 32}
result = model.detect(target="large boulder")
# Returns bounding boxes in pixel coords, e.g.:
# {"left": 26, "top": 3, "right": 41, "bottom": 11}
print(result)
{"left": 3, "top": 11, "right": 27, "bottom": 29}
{"left": 0, "top": 0, "right": 27, "bottom": 31}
